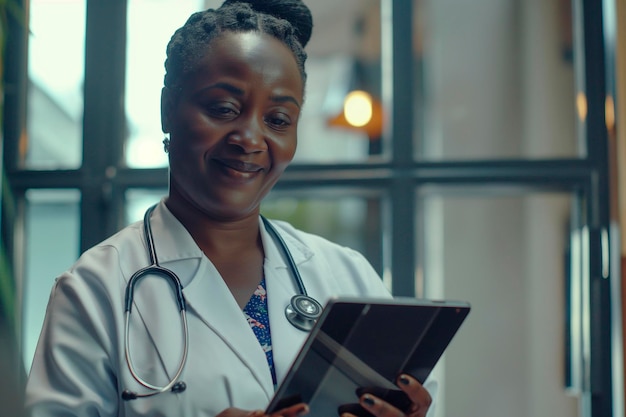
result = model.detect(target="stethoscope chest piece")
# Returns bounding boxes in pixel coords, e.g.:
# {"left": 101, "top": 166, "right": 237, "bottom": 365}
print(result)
{"left": 285, "top": 294, "right": 323, "bottom": 332}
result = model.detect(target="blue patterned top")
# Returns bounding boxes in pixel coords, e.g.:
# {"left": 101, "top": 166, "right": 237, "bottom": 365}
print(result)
{"left": 243, "top": 277, "right": 277, "bottom": 387}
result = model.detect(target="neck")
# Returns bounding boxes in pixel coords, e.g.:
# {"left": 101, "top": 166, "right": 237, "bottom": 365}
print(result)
{"left": 164, "top": 197, "right": 262, "bottom": 258}
{"left": 165, "top": 196, "right": 266, "bottom": 308}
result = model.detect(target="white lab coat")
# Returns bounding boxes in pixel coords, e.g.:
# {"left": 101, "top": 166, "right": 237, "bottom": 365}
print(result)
{"left": 25, "top": 201, "right": 436, "bottom": 417}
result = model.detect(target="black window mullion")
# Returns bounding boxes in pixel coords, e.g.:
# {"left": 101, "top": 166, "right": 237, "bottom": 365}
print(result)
{"left": 81, "top": 0, "right": 128, "bottom": 252}
{"left": 2, "top": 0, "right": 28, "bottom": 267}
{"left": 575, "top": 0, "right": 614, "bottom": 415}
{"left": 382, "top": 0, "right": 416, "bottom": 296}
{"left": 2, "top": 0, "right": 28, "bottom": 174}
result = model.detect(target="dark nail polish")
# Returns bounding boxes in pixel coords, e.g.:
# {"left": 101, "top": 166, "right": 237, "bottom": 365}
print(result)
{"left": 399, "top": 375, "right": 411, "bottom": 385}
{"left": 363, "top": 395, "right": 376, "bottom": 406}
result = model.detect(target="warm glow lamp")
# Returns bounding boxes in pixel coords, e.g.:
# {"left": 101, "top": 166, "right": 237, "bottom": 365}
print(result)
{"left": 328, "top": 89, "right": 384, "bottom": 139}
{"left": 344, "top": 90, "right": 373, "bottom": 127}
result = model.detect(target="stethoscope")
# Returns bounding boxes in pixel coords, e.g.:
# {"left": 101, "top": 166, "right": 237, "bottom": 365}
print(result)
{"left": 121, "top": 204, "right": 323, "bottom": 400}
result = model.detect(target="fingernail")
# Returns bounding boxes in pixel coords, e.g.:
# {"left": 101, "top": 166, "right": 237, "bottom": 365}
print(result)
{"left": 298, "top": 405, "right": 310, "bottom": 416}
{"left": 399, "top": 374, "right": 411, "bottom": 385}
{"left": 362, "top": 394, "right": 376, "bottom": 406}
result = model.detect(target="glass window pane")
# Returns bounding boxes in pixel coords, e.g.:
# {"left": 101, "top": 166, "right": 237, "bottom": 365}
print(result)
{"left": 22, "top": 190, "right": 80, "bottom": 371}
{"left": 125, "top": 189, "right": 167, "bottom": 225}
{"left": 26, "top": 0, "right": 86, "bottom": 169}
{"left": 124, "top": 0, "right": 207, "bottom": 168}
{"left": 124, "top": 0, "right": 384, "bottom": 168}
{"left": 262, "top": 192, "right": 383, "bottom": 273}
{"left": 417, "top": 189, "right": 579, "bottom": 417}
{"left": 297, "top": 0, "right": 385, "bottom": 162}
{"left": 415, "top": 0, "right": 579, "bottom": 160}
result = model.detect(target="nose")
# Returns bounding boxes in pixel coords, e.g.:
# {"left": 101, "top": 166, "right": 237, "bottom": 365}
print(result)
{"left": 226, "top": 114, "right": 268, "bottom": 153}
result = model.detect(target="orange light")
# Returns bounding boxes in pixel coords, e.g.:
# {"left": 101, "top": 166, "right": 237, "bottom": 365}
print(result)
{"left": 576, "top": 92, "right": 588, "bottom": 122}
{"left": 328, "top": 90, "right": 385, "bottom": 139}
{"left": 344, "top": 90, "right": 373, "bottom": 127}
{"left": 605, "top": 95, "right": 615, "bottom": 131}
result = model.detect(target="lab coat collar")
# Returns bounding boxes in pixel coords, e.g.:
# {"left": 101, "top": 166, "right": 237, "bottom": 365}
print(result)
{"left": 259, "top": 217, "right": 314, "bottom": 278}
{"left": 146, "top": 202, "right": 314, "bottom": 272}
{"left": 147, "top": 200, "right": 205, "bottom": 266}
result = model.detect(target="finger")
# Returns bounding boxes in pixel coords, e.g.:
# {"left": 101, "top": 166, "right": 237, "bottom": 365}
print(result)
{"left": 359, "top": 394, "right": 402, "bottom": 417}
{"left": 271, "top": 402, "right": 309, "bottom": 417}
{"left": 396, "top": 375, "right": 432, "bottom": 417}
{"left": 218, "top": 408, "right": 263, "bottom": 417}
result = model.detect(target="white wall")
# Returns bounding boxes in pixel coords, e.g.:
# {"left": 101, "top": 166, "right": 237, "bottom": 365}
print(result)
{"left": 420, "top": 0, "right": 579, "bottom": 416}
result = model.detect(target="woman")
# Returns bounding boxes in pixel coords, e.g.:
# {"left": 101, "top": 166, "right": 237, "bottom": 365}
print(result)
{"left": 25, "top": 1, "right": 434, "bottom": 416}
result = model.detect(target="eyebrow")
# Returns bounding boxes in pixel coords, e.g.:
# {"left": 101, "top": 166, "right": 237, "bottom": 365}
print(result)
{"left": 269, "top": 94, "right": 301, "bottom": 109}
{"left": 197, "top": 82, "right": 245, "bottom": 98}
{"left": 200, "top": 82, "right": 301, "bottom": 109}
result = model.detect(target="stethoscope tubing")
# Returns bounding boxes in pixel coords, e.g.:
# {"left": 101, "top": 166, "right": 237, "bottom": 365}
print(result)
{"left": 261, "top": 216, "right": 323, "bottom": 331}
{"left": 123, "top": 204, "right": 322, "bottom": 399}
{"left": 124, "top": 310, "right": 189, "bottom": 393}
{"left": 122, "top": 205, "right": 189, "bottom": 399}
{"left": 260, "top": 216, "right": 307, "bottom": 295}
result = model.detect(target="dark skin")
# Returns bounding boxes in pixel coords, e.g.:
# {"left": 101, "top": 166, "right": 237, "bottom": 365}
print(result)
{"left": 162, "top": 31, "right": 302, "bottom": 309}
{"left": 161, "top": 30, "right": 431, "bottom": 417}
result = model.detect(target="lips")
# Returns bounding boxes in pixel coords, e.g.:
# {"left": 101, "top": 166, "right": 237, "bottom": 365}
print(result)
{"left": 212, "top": 157, "right": 265, "bottom": 178}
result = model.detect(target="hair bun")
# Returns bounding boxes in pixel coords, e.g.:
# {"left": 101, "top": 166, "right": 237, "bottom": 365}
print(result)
{"left": 222, "top": 0, "right": 313, "bottom": 47}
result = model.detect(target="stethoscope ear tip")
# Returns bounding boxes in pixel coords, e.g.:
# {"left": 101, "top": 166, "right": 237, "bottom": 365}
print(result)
{"left": 121, "top": 382, "right": 186, "bottom": 401}
{"left": 172, "top": 381, "right": 187, "bottom": 393}
{"left": 122, "top": 390, "right": 137, "bottom": 401}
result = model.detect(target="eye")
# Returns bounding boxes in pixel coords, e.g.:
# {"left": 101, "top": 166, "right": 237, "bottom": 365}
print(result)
{"left": 265, "top": 112, "right": 293, "bottom": 130}
{"left": 207, "top": 102, "right": 239, "bottom": 119}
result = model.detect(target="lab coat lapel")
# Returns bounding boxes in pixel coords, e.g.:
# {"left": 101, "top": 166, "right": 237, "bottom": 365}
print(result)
{"left": 182, "top": 257, "right": 275, "bottom": 399}
{"left": 260, "top": 220, "right": 313, "bottom": 385}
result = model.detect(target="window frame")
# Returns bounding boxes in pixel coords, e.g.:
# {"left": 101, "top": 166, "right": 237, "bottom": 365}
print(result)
{"left": 1, "top": 0, "right": 618, "bottom": 415}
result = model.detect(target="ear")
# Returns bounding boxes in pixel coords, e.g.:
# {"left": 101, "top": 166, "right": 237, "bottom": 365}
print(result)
{"left": 161, "top": 87, "right": 174, "bottom": 133}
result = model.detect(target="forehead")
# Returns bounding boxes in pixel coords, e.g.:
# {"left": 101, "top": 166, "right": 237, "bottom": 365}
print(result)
{"left": 182, "top": 31, "right": 304, "bottom": 94}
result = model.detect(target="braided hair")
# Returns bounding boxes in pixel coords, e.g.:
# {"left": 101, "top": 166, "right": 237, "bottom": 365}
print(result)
{"left": 164, "top": 0, "right": 313, "bottom": 92}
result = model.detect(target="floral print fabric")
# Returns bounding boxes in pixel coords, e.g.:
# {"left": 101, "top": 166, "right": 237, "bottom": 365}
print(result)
{"left": 243, "top": 277, "right": 277, "bottom": 387}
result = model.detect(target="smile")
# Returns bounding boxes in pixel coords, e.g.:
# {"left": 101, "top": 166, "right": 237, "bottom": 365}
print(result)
{"left": 213, "top": 158, "right": 265, "bottom": 178}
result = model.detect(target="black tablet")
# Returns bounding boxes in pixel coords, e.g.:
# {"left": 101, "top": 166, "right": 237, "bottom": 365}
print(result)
{"left": 266, "top": 297, "right": 471, "bottom": 417}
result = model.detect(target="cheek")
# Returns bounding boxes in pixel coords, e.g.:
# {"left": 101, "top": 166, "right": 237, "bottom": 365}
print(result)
{"left": 275, "top": 134, "right": 298, "bottom": 164}
{"left": 169, "top": 121, "right": 218, "bottom": 156}
{"left": 168, "top": 103, "right": 212, "bottom": 141}
{"left": 167, "top": 135, "right": 206, "bottom": 171}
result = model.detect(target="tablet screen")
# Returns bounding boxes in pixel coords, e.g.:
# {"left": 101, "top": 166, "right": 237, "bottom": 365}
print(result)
{"left": 266, "top": 297, "right": 471, "bottom": 416}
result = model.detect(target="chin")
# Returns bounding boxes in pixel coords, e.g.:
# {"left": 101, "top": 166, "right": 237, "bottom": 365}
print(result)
{"left": 203, "top": 200, "right": 261, "bottom": 221}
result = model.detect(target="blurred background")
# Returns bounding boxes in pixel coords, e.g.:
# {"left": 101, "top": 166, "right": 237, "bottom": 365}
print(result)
{"left": 1, "top": 0, "right": 626, "bottom": 416}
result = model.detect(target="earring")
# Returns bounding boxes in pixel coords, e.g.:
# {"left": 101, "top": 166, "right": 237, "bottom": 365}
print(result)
{"left": 163, "top": 137, "right": 170, "bottom": 153}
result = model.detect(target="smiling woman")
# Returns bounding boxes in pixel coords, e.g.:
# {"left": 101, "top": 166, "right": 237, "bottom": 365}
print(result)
{"left": 22, "top": 2, "right": 435, "bottom": 417}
